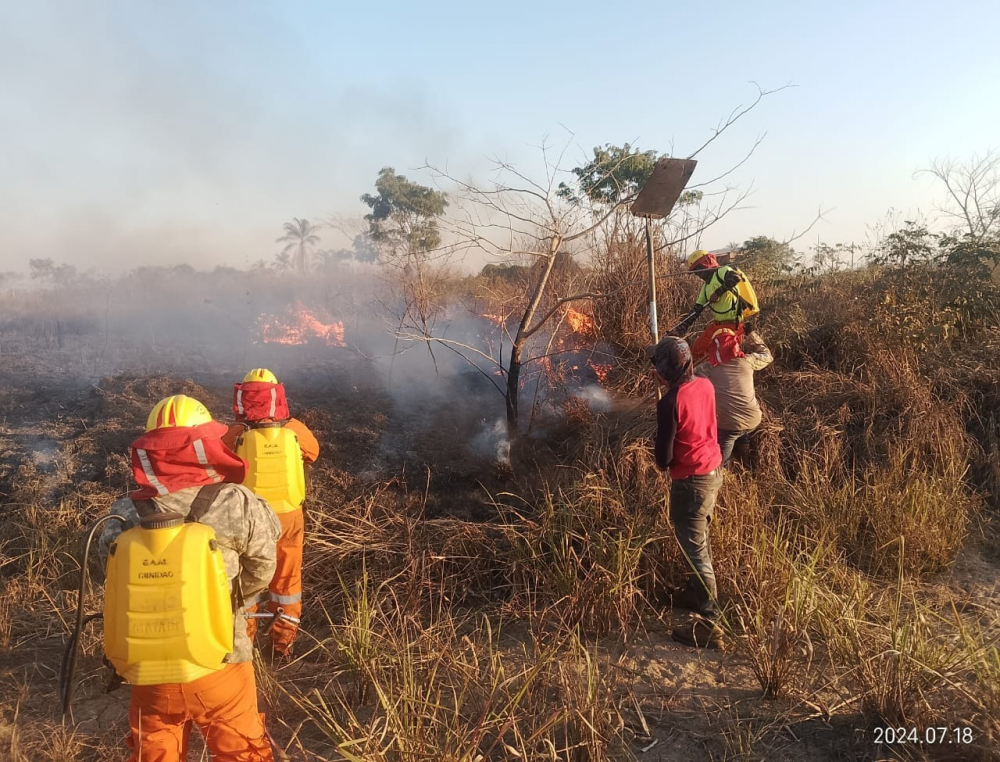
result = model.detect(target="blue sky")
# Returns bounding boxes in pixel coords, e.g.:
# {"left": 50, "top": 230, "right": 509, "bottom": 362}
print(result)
{"left": 2, "top": 0, "right": 999, "bottom": 272}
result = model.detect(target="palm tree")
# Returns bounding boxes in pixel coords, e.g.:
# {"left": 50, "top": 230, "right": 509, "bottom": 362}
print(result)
{"left": 276, "top": 218, "right": 321, "bottom": 274}
{"left": 272, "top": 251, "right": 293, "bottom": 273}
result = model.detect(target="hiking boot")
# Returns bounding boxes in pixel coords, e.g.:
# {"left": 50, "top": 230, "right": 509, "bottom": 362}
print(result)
{"left": 671, "top": 617, "right": 724, "bottom": 649}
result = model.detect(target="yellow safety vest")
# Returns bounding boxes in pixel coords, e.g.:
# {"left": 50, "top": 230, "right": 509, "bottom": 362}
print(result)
{"left": 696, "top": 266, "right": 759, "bottom": 322}
{"left": 104, "top": 513, "right": 233, "bottom": 685}
{"left": 236, "top": 425, "right": 306, "bottom": 514}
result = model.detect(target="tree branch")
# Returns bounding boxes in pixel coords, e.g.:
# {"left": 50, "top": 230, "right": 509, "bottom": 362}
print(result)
{"left": 686, "top": 83, "right": 794, "bottom": 160}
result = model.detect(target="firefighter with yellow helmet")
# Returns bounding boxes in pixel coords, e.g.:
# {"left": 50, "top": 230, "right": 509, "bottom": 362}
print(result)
{"left": 223, "top": 368, "right": 319, "bottom": 658}
{"left": 99, "top": 395, "right": 280, "bottom": 761}
{"left": 670, "top": 250, "right": 760, "bottom": 364}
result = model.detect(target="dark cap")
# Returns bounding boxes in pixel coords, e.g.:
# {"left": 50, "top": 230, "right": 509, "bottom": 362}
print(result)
{"left": 647, "top": 336, "right": 694, "bottom": 387}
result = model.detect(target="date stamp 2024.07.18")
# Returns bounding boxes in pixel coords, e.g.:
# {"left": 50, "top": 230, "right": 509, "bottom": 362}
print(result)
{"left": 873, "top": 726, "right": 974, "bottom": 746}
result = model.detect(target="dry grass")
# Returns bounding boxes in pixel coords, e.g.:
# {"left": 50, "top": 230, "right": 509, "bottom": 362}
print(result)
{"left": 1, "top": 264, "right": 999, "bottom": 759}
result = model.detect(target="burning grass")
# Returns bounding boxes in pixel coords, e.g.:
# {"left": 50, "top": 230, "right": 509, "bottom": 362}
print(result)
{"left": 257, "top": 301, "right": 346, "bottom": 347}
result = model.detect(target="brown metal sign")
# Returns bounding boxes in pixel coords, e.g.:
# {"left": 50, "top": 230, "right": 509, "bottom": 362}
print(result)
{"left": 630, "top": 158, "right": 698, "bottom": 219}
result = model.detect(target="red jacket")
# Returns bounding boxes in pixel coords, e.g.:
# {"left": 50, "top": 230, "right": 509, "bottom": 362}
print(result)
{"left": 655, "top": 377, "right": 722, "bottom": 479}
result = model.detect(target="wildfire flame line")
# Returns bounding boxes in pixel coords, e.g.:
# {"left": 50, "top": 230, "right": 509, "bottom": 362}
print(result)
{"left": 256, "top": 302, "right": 345, "bottom": 347}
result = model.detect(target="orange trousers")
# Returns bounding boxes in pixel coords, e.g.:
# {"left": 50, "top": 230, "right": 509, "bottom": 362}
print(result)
{"left": 248, "top": 509, "right": 303, "bottom": 654}
{"left": 126, "top": 661, "right": 273, "bottom": 762}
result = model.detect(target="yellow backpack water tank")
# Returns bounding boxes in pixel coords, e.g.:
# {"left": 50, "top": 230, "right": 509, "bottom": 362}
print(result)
{"left": 732, "top": 267, "right": 760, "bottom": 320}
{"left": 236, "top": 425, "right": 305, "bottom": 514}
{"left": 104, "top": 513, "right": 233, "bottom": 685}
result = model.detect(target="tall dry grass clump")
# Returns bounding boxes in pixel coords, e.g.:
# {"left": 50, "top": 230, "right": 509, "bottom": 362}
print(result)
{"left": 580, "top": 263, "right": 999, "bottom": 747}
{"left": 277, "top": 492, "right": 637, "bottom": 760}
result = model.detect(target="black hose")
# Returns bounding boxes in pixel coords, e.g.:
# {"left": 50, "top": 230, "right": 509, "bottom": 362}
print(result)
{"left": 60, "top": 513, "right": 126, "bottom": 719}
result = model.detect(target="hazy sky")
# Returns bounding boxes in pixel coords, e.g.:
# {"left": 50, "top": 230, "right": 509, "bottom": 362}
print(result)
{"left": 3, "top": 0, "right": 999, "bottom": 273}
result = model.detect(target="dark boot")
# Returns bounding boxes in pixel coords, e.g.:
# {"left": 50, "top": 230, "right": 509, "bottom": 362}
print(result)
{"left": 671, "top": 617, "right": 724, "bottom": 649}
{"left": 666, "top": 583, "right": 703, "bottom": 612}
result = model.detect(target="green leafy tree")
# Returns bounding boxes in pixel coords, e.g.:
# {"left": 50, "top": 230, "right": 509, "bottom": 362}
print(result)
{"left": 351, "top": 233, "right": 379, "bottom": 263}
{"left": 559, "top": 143, "right": 658, "bottom": 205}
{"left": 272, "top": 251, "right": 293, "bottom": 273}
{"left": 939, "top": 234, "right": 1000, "bottom": 272}
{"left": 313, "top": 249, "right": 349, "bottom": 271}
{"left": 738, "top": 236, "right": 799, "bottom": 280}
{"left": 872, "top": 221, "right": 939, "bottom": 268}
{"left": 559, "top": 143, "right": 706, "bottom": 210}
{"left": 276, "top": 218, "right": 321, "bottom": 274}
{"left": 361, "top": 167, "right": 448, "bottom": 262}
{"left": 363, "top": 167, "right": 450, "bottom": 374}
{"left": 811, "top": 243, "right": 851, "bottom": 274}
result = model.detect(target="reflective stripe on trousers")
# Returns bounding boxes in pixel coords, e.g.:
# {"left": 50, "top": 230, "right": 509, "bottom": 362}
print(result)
{"left": 268, "top": 508, "right": 303, "bottom": 653}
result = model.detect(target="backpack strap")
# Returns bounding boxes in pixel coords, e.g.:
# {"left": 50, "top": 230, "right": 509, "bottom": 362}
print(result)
{"left": 134, "top": 482, "right": 227, "bottom": 521}
{"left": 719, "top": 267, "right": 750, "bottom": 324}
{"left": 186, "top": 482, "right": 228, "bottom": 524}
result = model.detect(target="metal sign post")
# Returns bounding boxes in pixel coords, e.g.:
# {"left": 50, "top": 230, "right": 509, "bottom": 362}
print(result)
{"left": 631, "top": 157, "right": 698, "bottom": 346}
{"left": 632, "top": 158, "right": 697, "bottom": 399}
{"left": 645, "top": 219, "right": 658, "bottom": 344}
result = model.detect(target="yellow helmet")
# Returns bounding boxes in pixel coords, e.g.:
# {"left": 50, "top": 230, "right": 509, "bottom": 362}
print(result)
{"left": 687, "top": 249, "right": 720, "bottom": 271}
{"left": 243, "top": 368, "right": 278, "bottom": 384}
{"left": 687, "top": 249, "right": 709, "bottom": 267}
{"left": 146, "top": 395, "right": 213, "bottom": 432}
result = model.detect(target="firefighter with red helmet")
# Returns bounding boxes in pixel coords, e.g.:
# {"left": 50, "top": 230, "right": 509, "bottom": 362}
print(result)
{"left": 223, "top": 369, "right": 319, "bottom": 658}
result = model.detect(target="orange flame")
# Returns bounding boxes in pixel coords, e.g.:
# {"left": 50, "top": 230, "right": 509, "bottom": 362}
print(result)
{"left": 589, "top": 362, "right": 612, "bottom": 383}
{"left": 257, "top": 302, "right": 345, "bottom": 347}
{"left": 563, "top": 308, "right": 595, "bottom": 337}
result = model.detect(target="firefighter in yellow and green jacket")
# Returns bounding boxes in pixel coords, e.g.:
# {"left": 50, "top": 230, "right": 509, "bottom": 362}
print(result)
{"left": 670, "top": 249, "right": 759, "bottom": 364}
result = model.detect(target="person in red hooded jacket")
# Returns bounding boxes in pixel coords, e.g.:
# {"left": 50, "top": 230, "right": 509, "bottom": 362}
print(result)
{"left": 647, "top": 336, "right": 725, "bottom": 649}
{"left": 222, "top": 369, "right": 318, "bottom": 658}
{"left": 99, "top": 395, "right": 279, "bottom": 761}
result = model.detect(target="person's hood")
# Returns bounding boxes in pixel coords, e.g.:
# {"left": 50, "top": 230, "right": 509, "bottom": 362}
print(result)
{"left": 130, "top": 421, "right": 248, "bottom": 500}
{"left": 706, "top": 327, "right": 745, "bottom": 367}
{"left": 233, "top": 381, "right": 290, "bottom": 422}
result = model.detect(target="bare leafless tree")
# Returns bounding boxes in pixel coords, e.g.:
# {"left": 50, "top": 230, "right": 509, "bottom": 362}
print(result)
{"left": 920, "top": 151, "right": 1000, "bottom": 243}
{"left": 412, "top": 86, "right": 789, "bottom": 438}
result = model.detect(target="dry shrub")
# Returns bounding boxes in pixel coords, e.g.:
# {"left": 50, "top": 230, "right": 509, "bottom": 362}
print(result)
{"left": 499, "top": 472, "right": 663, "bottom": 635}
{"left": 820, "top": 574, "right": 983, "bottom": 736}
{"left": 959, "top": 621, "right": 1000, "bottom": 753}
{"left": 590, "top": 231, "right": 696, "bottom": 359}
{"left": 305, "top": 486, "right": 514, "bottom": 614}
